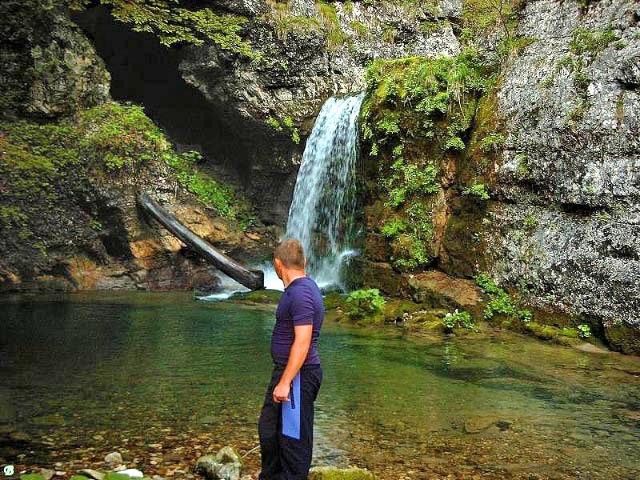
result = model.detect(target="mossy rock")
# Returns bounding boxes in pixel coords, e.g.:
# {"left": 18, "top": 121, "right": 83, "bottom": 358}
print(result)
{"left": 69, "top": 476, "right": 90, "bottom": 480}
{"left": 103, "top": 473, "right": 132, "bottom": 480}
{"left": 357, "top": 259, "right": 410, "bottom": 297}
{"left": 20, "top": 475, "right": 45, "bottom": 480}
{"left": 559, "top": 327, "right": 579, "bottom": 338}
{"left": 323, "top": 291, "right": 348, "bottom": 310}
{"left": 605, "top": 323, "right": 640, "bottom": 355}
{"left": 230, "top": 289, "right": 282, "bottom": 304}
{"left": 381, "top": 298, "right": 421, "bottom": 322}
{"left": 309, "top": 466, "right": 376, "bottom": 479}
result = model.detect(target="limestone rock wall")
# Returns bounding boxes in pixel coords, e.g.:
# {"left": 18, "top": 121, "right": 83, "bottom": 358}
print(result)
{"left": 486, "top": 0, "right": 640, "bottom": 350}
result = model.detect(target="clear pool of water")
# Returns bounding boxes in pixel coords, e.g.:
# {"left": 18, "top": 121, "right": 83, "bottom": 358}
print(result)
{"left": 1, "top": 291, "right": 639, "bottom": 479}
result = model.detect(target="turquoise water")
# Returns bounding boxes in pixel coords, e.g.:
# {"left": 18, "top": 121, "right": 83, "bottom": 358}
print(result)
{"left": 1, "top": 292, "right": 639, "bottom": 479}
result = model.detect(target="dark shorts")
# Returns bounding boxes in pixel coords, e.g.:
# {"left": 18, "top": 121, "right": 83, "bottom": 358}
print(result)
{"left": 258, "top": 363, "right": 323, "bottom": 480}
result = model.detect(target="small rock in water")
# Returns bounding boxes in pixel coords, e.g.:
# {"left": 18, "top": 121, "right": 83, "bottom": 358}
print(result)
{"left": 105, "top": 452, "right": 123, "bottom": 468}
{"left": 463, "top": 416, "right": 500, "bottom": 434}
{"left": 194, "top": 446, "right": 242, "bottom": 480}
{"left": 78, "top": 469, "right": 105, "bottom": 480}
{"left": 39, "top": 468, "right": 55, "bottom": 480}
{"left": 309, "top": 466, "right": 376, "bottom": 479}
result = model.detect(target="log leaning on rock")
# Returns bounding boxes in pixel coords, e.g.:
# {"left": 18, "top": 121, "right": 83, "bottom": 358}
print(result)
{"left": 137, "top": 192, "right": 265, "bottom": 291}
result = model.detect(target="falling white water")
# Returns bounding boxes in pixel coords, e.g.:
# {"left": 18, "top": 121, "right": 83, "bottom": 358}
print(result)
{"left": 284, "top": 93, "right": 365, "bottom": 290}
{"left": 199, "top": 93, "right": 364, "bottom": 301}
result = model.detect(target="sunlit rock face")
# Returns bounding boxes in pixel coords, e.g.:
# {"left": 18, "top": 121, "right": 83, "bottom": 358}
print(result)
{"left": 484, "top": 0, "right": 640, "bottom": 348}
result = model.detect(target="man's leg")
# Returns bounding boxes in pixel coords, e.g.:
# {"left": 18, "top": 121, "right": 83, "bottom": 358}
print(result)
{"left": 259, "top": 367, "right": 284, "bottom": 479}
{"left": 279, "top": 365, "right": 323, "bottom": 480}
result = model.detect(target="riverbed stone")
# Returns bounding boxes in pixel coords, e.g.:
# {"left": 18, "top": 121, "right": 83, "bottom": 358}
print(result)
{"left": 38, "top": 469, "right": 55, "bottom": 480}
{"left": 78, "top": 469, "right": 105, "bottom": 480}
{"left": 194, "top": 446, "right": 242, "bottom": 480}
{"left": 308, "top": 466, "right": 376, "bottom": 479}
{"left": 464, "top": 416, "right": 502, "bottom": 434}
{"left": 104, "top": 452, "right": 123, "bottom": 468}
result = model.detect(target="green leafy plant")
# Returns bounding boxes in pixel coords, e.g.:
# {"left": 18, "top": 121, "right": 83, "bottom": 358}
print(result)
{"left": 523, "top": 215, "right": 538, "bottom": 230}
{"left": 480, "top": 133, "right": 505, "bottom": 153}
{"left": 381, "top": 218, "right": 407, "bottom": 238}
{"left": 71, "top": 0, "right": 255, "bottom": 57}
{"left": 345, "top": 289, "right": 386, "bottom": 319}
{"left": 577, "top": 324, "right": 592, "bottom": 338}
{"left": 475, "top": 273, "right": 532, "bottom": 322}
{"left": 442, "top": 309, "right": 476, "bottom": 331}
{"left": 462, "top": 183, "right": 490, "bottom": 200}
{"left": 266, "top": 115, "right": 300, "bottom": 144}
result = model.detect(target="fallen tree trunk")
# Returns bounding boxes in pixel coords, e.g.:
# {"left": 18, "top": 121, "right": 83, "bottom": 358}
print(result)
{"left": 137, "top": 192, "right": 264, "bottom": 291}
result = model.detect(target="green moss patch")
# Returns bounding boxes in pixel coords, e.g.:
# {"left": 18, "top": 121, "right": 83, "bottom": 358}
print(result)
{"left": 360, "top": 48, "right": 493, "bottom": 272}
{"left": 0, "top": 102, "right": 254, "bottom": 228}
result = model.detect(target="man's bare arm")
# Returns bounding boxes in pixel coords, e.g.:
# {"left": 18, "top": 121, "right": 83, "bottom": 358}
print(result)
{"left": 273, "top": 324, "right": 313, "bottom": 403}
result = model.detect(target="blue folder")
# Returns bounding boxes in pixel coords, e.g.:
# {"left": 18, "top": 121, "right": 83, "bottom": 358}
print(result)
{"left": 281, "top": 371, "right": 301, "bottom": 439}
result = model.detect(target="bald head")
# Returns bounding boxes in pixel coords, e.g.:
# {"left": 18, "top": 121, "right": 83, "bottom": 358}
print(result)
{"left": 273, "top": 238, "right": 306, "bottom": 270}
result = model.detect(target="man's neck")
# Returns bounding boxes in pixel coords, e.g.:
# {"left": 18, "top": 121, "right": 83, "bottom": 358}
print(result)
{"left": 283, "top": 270, "right": 306, "bottom": 288}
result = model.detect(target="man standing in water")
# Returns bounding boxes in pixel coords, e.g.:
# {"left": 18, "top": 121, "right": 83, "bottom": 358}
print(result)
{"left": 258, "top": 239, "right": 324, "bottom": 479}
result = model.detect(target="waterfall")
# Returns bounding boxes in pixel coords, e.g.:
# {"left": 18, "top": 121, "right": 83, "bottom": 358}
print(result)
{"left": 285, "top": 93, "right": 365, "bottom": 290}
{"left": 199, "top": 93, "right": 364, "bottom": 301}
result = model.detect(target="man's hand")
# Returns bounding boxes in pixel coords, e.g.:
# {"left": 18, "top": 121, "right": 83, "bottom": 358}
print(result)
{"left": 274, "top": 324, "right": 312, "bottom": 403}
{"left": 273, "top": 381, "right": 291, "bottom": 403}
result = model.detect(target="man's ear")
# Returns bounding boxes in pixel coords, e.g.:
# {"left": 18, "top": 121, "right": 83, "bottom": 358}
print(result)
{"left": 303, "top": 257, "right": 307, "bottom": 269}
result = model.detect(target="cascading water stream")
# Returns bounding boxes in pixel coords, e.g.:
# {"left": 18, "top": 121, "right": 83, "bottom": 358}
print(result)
{"left": 200, "top": 93, "right": 364, "bottom": 300}
{"left": 284, "top": 93, "right": 365, "bottom": 290}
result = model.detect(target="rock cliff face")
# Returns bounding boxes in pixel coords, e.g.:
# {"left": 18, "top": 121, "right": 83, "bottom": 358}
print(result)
{"left": 487, "top": 0, "right": 640, "bottom": 351}
{"left": 75, "top": 0, "right": 461, "bottom": 224}
{"left": 356, "top": 0, "right": 640, "bottom": 353}
{"left": 0, "top": 1, "right": 110, "bottom": 120}
{"left": 0, "top": 2, "right": 275, "bottom": 294}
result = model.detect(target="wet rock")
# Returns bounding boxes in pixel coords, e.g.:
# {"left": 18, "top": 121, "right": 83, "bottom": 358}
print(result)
{"left": 463, "top": 416, "right": 504, "bottom": 434}
{"left": 78, "top": 469, "right": 105, "bottom": 480}
{"left": 489, "top": 0, "right": 640, "bottom": 347}
{"left": 38, "top": 468, "right": 55, "bottom": 480}
{"left": 604, "top": 323, "right": 640, "bottom": 355}
{"left": 407, "top": 270, "right": 483, "bottom": 314}
{"left": 309, "top": 466, "right": 376, "bottom": 479}
{"left": 0, "top": 1, "right": 110, "bottom": 120}
{"left": 104, "top": 452, "right": 123, "bottom": 469}
{"left": 194, "top": 446, "right": 242, "bottom": 480}
{"left": 357, "top": 260, "right": 410, "bottom": 298}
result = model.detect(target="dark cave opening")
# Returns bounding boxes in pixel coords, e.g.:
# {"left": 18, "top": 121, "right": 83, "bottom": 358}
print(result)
{"left": 71, "top": 6, "right": 298, "bottom": 225}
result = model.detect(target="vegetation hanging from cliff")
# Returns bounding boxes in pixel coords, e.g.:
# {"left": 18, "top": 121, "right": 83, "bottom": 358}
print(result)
{"left": 361, "top": 48, "right": 493, "bottom": 271}
{"left": 0, "top": 102, "right": 255, "bottom": 244}
{"left": 69, "top": 0, "right": 255, "bottom": 57}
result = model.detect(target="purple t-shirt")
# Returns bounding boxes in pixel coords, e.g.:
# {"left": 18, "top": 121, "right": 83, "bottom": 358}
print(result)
{"left": 271, "top": 276, "right": 324, "bottom": 366}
